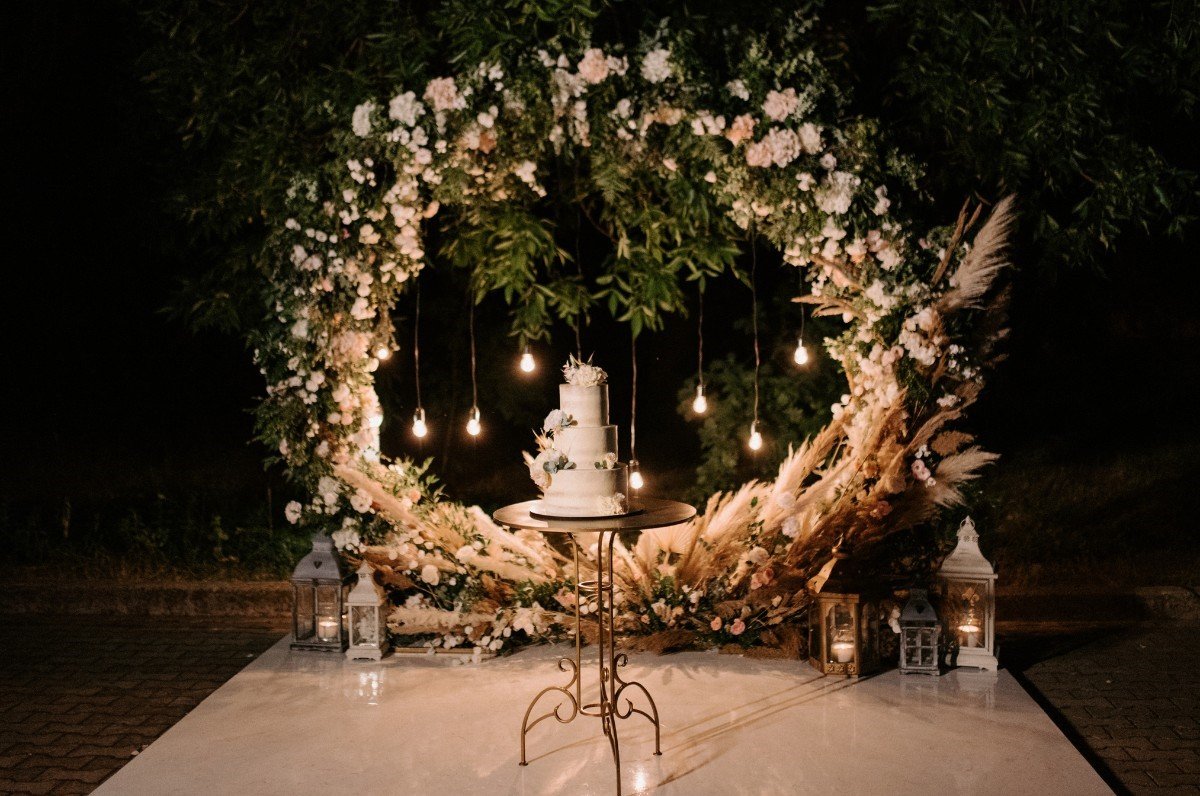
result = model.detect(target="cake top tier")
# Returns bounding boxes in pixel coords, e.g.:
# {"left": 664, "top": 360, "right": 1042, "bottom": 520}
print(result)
{"left": 562, "top": 354, "right": 607, "bottom": 387}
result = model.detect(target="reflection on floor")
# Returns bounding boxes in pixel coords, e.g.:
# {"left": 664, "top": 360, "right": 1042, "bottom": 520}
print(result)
{"left": 97, "top": 638, "right": 1110, "bottom": 795}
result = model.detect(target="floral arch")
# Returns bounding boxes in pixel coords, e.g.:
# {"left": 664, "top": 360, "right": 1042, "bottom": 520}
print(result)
{"left": 257, "top": 18, "right": 1014, "bottom": 653}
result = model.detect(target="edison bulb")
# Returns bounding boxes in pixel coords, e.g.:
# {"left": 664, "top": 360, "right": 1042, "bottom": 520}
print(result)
{"left": 692, "top": 385, "right": 708, "bottom": 414}
{"left": 793, "top": 339, "right": 810, "bottom": 366}
{"left": 376, "top": 346, "right": 391, "bottom": 361}
{"left": 519, "top": 347, "right": 535, "bottom": 373}
{"left": 630, "top": 469, "right": 645, "bottom": 490}
{"left": 411, "top": 408, "right": 428, "bottom": 438}
{"left": 466, "top": 407, "right": 481, "bottom": 436}
{"left": 748, "top": 422, "right": 763, "bottom": 451}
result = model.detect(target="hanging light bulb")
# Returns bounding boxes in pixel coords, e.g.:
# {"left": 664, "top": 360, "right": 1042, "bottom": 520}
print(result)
{"left": 466, "top": 406, "right": 481, "bottom": 437}
{"left": 411, "top": 407, "right": 428, "bottom": 438}
{"left": 519, "top": 345, "right": 535, "bottom": 373}
{"left": 692, "top": 384, "right": 708, "bottom": 414}
{"left": 793, "top": 337, "right": 810, "bottom": 366}
{"left": 748, "top": 420, "right": 763, "bottom": 451}
{"left": 629, "top": 460, "right": 644, "bottom": 491}
{"left": 376, "top": 345, "right": 391, "bottom": 361}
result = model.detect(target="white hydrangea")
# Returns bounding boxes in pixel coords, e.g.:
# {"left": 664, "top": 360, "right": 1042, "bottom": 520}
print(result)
{"left": 351, "top": 102, "right": 375, "bottom": 137}
{"left": 725, "top": 79, "right": 750, "bottom": 100}
{"left": 332, "top": 526, "right": 361, "bottom": 552}
{"left": 798, "top": 122, "right": 823, "bottom": 154}
{"left": 577, "top": 48, "right": 610, "bottom": 84}
{"left": 640, "top": 48, "right": 672, "bottom": 83}
{"left": 423, "top": 77, "right": 465, "bottom": 112}
{"left": 746, "top": 128, "right": 802, "bottom": 168}
{"left": 762, "top": 88, "right": 799, "bottom": 121}
{"left": 815, "top": 171, "right": 857, "bottom": 215}
{"left": 388, "top": 91, "right": 425, "bottom": 127}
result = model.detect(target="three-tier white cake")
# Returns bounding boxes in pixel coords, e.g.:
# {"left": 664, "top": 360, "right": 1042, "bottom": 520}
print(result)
{"left": 528, "top": 357, "right": 629, "bottom": 517}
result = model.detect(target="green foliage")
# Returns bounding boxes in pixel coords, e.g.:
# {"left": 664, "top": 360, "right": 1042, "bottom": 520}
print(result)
{"left": 0, "top": 493, "right": 311, "bottom": 578}
{"left": 864, "top": 0, "right": 1199, "bottom": 267}
{"left": 679, "top": 314, "right": 843, "bottom": 500}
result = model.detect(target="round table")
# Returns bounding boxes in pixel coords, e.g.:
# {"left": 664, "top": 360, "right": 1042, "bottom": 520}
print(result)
{"left": 493, "top": 497, "right": 696, "bottom": 795}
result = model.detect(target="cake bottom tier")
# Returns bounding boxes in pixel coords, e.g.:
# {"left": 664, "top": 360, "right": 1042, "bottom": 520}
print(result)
{"left": 541, "top": 464, "right": 629, "bottom": 516}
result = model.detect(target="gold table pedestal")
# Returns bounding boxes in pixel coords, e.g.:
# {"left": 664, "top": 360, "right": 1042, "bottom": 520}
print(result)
{"left": 494, "top": 498, "right": 697, "bottom": 796}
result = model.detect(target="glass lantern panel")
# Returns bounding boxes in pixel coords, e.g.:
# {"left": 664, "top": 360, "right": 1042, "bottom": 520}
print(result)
{"left": 945, "top": 579, "right": 986, "bottom": 649}
{"left": 825, "top": 603, "right": 855, "bottom": 665}
{"left": 911, "top": 627, "right": 938, "bottom": 667}
{"left": 350, "top": 606, "right": 378, "bottom": 647}
{"left": 315, "top": 584, "right": 341, "bottom": 642}
{"left": 294, "top": 584, "right": 315, "bottom": 640}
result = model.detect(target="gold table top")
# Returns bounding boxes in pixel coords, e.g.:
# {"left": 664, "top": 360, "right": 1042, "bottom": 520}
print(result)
{"left": 493, "top": 497, "right": 696, "bottom": 533}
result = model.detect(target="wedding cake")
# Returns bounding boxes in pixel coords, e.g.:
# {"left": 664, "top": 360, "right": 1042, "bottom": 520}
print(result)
{"left": 528, "top": 356, "right": 629, "bottom": 516}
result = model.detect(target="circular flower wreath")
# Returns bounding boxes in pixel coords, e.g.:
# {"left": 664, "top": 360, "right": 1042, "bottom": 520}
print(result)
{"left": 255, "top": 18, "right": 1014, "bottom": 654}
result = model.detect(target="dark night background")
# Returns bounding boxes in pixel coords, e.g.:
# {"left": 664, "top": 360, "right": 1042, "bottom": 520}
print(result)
{"left": 3, "top": 1, "right": 1199, "bottom": 582}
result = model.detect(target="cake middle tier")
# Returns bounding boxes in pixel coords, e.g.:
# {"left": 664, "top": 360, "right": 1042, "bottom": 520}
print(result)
{"left": 554, "top": 425, "right": 618, "bottom": 466}
{"left": 559, "top": 384, "right": 608, "bottom": 426}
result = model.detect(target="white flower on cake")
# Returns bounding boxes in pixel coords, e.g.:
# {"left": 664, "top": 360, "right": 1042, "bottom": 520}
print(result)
{"left": 598, "top": 493, "right": 628, "bottom": 515}
{"left": 530, "top": 448, "right": 573, "bottom": 489}
{"left": 562, "top": 354, "right": 607, "bottom": 386}
{"left": 542, "top": 408, "right": 576, "bottom": 434}
{"left": 594, "top": 451, "right": 618, "bottom": 469}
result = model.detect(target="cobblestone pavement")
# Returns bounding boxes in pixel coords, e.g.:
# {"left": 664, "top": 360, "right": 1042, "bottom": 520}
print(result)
{"left": 2, "top": 615, "right": 1198, "bottom": 794}
{"left": 0, "top": 615, "right": 287, "bottom": 795}
{"left": 1008, "top": 620, "right": 1200, "bottom": 795}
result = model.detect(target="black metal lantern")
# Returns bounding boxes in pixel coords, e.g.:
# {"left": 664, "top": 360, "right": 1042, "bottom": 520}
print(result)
{"left": 806, "top": 545, "right": 881, "bottom": 677}
{"left": 898, "top": 589, "right": 940, "bottom": 676}
{"left": 291, "top": 534, "right": 348, "bottom": 652}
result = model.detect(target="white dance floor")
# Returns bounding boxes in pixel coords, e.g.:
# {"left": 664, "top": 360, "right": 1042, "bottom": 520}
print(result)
{"left": 97, "top": 637, "right": 1109, "bottom": 795}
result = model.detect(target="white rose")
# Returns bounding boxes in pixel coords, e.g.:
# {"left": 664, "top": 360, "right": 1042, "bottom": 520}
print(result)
{"left": 350, "top": 489, "right": 373, "bottom": 513}
{"left": 542, "top": 409, "right": 565, "bottom": 432}
{"left": 284, "top": 501, "right": 302, "bottom": 524}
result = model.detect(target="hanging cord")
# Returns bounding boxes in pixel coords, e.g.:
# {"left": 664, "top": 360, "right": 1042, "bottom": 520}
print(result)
{"left": 751, "top": 236, "right": 760, "bottom": 424}
{"left": 469, "top": 297, "right": 478, "bottom": 409}
{"left": 630, "top": 332, "right": 638, "bottom": 462}
{"left": 574, "top": 210, "right": 584, "bottom": 359}
{"left": 697, "top": 285, "right": 705, "bottom": 390}
{"left": 798, "top": 266, "right": 806, "bottom": 341}
{"left": 414, "top": 278, "right": 422, "bottom": 408}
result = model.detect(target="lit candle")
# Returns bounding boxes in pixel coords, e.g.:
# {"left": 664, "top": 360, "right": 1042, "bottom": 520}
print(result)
{"left": 317, "top": 616, "right": 339, "bottom": 642}
{"left": 831, "top": 641, "right": 854, "bottom": 663}
{"left": 959, "top": 623, "right": 980, "bottom": 648}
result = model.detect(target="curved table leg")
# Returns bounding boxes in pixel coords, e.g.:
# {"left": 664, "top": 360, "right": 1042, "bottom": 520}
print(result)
{"left": 519, "top": 657, "right": 581, "bottom": 765}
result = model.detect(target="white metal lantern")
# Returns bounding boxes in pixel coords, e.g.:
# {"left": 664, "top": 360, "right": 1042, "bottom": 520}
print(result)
{"left": 290, "top": 534, "right": 347, "bottom": 653}
{"left": 937, "top": 517, "right": 998, "bottom": 670}
{"left": 898, "top": 589, "right": 940, "bottom": 676}
{"left": 346, "top": 562, "right": 389, "bottom": 661}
